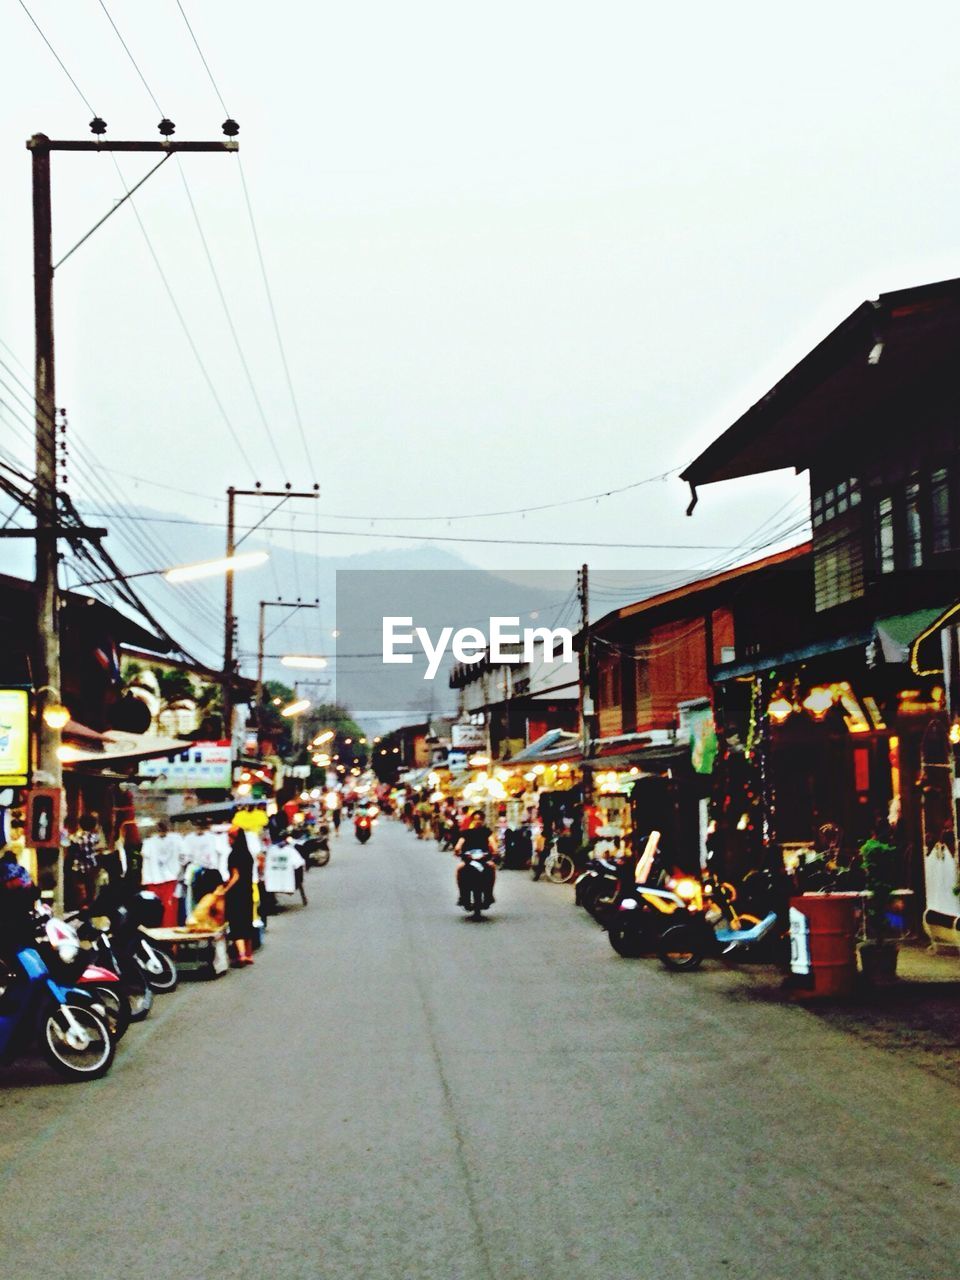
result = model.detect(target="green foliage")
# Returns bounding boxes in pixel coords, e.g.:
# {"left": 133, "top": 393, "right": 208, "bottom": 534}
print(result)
{"left": 859, "top": 839, "right": 897, "bottom": 943}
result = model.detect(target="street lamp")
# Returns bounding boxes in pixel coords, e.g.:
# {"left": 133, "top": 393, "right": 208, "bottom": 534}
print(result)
{"left": 164, "top": 550, "right": 268, "bottom": 583}
{"left": 280, "top": 655, "right": 328, "bottom": 669}
{"left": 73, "top": 550, "right": 269, "bottom": 588}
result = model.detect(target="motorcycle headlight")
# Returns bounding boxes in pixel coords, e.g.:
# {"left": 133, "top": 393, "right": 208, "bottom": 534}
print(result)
{"left": 57, "top": 939, "right": 80, "bottom": 964}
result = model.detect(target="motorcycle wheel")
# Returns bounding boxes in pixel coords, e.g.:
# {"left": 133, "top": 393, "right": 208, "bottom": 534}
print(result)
{"left": 88, "top": 985, "right": 130, "bottom": 1041}
{"left": 657, "top": 925, "right": 705, "bottom": 972}
{"left": 546, "top": 854, "right": 576, "bottom": 884}
{"left": 313, "top": 846, "right": 331, "bottom": 867}
{"left": 138, "top": 942, "right": 178, "bottom": 994}
{"left": 128, "top": 984, "right": 153, "bottom": 1021}
{"left": 41, "top": 1002, "right": 115, "bottom": 1081}
{"left": 607, "top": 922, "right": 646, "bottom": 958}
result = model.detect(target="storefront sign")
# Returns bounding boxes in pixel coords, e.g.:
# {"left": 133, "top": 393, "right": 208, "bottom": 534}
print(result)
{"left": 0, "top": 689, "right": 30, "bottom": 786}
{"left": 452, "top": 723, "right": 486, "bottom": 750}
{"left": 139, "top": 740, "right": 232, "bottom": 790}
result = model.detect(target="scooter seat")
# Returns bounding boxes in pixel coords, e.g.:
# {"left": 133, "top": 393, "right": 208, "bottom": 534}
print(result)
{"left": 713, "top": 911, "right": 778, "bottom": 945}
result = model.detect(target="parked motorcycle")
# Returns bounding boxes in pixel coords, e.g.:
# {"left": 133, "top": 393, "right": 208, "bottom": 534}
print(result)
{"left": 36, "top": 909, "right": 131, "bottom": 1041}
{"left": 606, "top": 885, "right": 692, "bottom": 957}
{"left": 575, "top": 855, "right": 634, "bottom": 922}
{"left": 0, "top": 940, "right": 115, "bottom": 1081}
{"left": 656, "top": 909, "right": 782, "bottom": 971}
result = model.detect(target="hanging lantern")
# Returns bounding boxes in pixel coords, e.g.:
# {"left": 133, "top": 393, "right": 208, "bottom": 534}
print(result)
{"left": 766, "top": 695, "right": 795, "bottom": 724}
{"left": 802, "top": 686, "right": 835, "bottom": 719}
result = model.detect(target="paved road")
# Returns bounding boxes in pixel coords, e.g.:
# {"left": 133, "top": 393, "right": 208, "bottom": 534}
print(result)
{"left": 3, "top": 819, "right": 959, "bottom": 1280}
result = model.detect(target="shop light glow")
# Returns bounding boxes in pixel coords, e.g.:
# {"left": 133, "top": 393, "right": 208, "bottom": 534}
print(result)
{"left": 802, "top": 686, "right": 835, "bottom": 719}
{"left": 164, "top": 550, "right": 268, "bottom": 583}
{"left": 767, "top": 695, "right": 795, "bottom": 724}
{"left": 281, "top": 699, "right": 311, "bottom": 717}
{"left": 42, "top": 702, "right": 70, "bottom": 730}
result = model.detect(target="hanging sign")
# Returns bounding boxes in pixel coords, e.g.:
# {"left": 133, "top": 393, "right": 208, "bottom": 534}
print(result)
{"left": 0, "top": 689, "right": 30, "bottom": 786}
{"left": 682, "top": 703, "right": 718, "bottom": 776}
{"left": 25, "top": 787, "right": 62, "bottom": 849}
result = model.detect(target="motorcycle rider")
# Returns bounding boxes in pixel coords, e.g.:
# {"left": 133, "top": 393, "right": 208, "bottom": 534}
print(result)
{"left": 454, "top": 810, "right": 497, "bottom": 908}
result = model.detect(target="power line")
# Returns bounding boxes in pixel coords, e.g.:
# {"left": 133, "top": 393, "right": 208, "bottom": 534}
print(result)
{"left": 174, "top": 0, "right": 230, "bottom": 115}
{"left": 172, "top": 0, "right": 317, "bottom": 475}
{"left": 16, "top": 0, "right": 97, "bottom": 115}
{"left": 173, "top": 158, "right": 287, "bottom": 473}
{"left": 74, "top": 507, "right": 747, "bottom": 551}
{"left": 96, "top": 0, "right": 164, "bottom": 116}
{"left": 14, "top": 5, "right": 261, "bottom": 479}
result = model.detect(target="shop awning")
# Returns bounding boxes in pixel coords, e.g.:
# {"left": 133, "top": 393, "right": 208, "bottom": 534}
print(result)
{"left": 509, "top": 729, "right": 581, "bottom": 764}
{"left": 873, "top": 607, "right": 947, "bottom": 665}
{"left": 168, "top": 797, "right": 269, "bottom": 824}
{"left": 908, "top": 601, "right": 960, "bottom": 675}
{"left": 60, "top": 729, "right": 193, "bottom": 770}
{"left": 713, "top": 630, "right": 873, "bottom": 680}
{"left": 584, "top": 735, "right": 688, "bottom": 773}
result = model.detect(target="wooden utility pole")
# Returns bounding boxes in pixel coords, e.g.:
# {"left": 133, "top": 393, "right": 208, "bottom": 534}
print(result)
{"left": 27, "top": 130, "right": 238, "bottom": 908}
{"left": 255, "top": 598, "right": 323, "bottom": 754}
{"left": 222, "top": 487, "right": 319, "bottom": 746}
{"left": 578, "top": 563, "right": 596, "bottom": 820}
{"left": 31, "top": 137, "right": 60, "bottom": 795}
{"left": 224, "top": 485, "right": 237, "bottom": 741}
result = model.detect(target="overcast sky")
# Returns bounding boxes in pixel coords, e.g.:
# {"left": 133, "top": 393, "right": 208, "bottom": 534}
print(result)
{"left": 3, "top": 2, "right": 959, "bottom": 616}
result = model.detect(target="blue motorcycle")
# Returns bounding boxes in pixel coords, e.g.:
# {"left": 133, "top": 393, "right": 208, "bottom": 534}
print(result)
{"left": 0, "top": 943, "right": 115, "bottom": 1081}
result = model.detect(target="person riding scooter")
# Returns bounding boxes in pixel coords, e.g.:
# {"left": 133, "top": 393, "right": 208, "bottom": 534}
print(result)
{"left": 454, "top": 811, "right": 497, "bottom": 909}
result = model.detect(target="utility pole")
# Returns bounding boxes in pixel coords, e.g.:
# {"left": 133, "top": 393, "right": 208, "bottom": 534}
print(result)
{"left": 27, "top": 128, "right": 239, "bottom": 906}
{"left": 578, "top": 563, "right": 596, "bottom": 822}
{"left": 222, "top": 486, "right": 319, "bottom": 746}
{"left": 31, "top": 137, "right": 60, "bottom": 798}
{"left": 255, "top": 598, "right": 323, "bottom": 755}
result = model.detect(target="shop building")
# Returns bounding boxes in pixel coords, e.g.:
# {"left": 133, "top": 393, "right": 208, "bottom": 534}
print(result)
{"left": 588, "top": 545, "right": 810, "bottom": 870}
{"left": 682, "top": 275, "right": 960, "bottom": 899}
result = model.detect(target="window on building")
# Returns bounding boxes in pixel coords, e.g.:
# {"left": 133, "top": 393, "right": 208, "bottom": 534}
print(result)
{"left": 931, "top": 466, "right": 952, "bottom": 554}
{"left": 875, "top": 496, "right": 896, "bottom": 574}
{"left": 812, "top": 476, "right": 861, "bottom": 528}
{"left": 905, "top": 475, "right": 923, "bottom": 568}
{"left": 814, "top": 524, "right": 864, "bottom": 611}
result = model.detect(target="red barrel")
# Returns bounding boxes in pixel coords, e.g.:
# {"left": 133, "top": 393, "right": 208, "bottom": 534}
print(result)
{"left": 789, "top": 894, "right": 858, "bottom": 998}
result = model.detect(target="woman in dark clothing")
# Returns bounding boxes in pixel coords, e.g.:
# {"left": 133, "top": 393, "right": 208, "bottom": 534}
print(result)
{"left": 222, "top": 828, "right": 255, "bottom": 966}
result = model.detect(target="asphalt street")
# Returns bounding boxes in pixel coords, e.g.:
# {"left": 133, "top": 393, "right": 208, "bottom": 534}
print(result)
{"left": 2, "top": 818, "right": 959, "bottom": 1280}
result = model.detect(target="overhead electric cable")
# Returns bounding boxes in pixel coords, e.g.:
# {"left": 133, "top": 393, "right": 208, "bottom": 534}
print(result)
{"left": 172, "top": 0, "right": 317, "bottom": 476}
{"left": 16, "top": 0, "right": 97, "bottom": 114}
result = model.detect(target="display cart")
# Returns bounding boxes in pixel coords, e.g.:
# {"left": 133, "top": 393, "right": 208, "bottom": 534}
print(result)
{"left": 142, "top": 925, "right": 230, "bottom": 979}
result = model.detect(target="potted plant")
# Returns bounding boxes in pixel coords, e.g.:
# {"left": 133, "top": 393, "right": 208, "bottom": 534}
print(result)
{"left": 857, "top": 838, "right": 899, "bottom": 984}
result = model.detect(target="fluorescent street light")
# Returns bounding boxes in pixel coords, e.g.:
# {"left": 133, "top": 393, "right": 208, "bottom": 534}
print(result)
{"left": 281, "top": 655, "right": 328, "bottom": 669}
{"left": 164, "top": 550, "right": 269, "bottom": 583}
{"left": 281, "top": 698, "right": 312, "bottom": 717}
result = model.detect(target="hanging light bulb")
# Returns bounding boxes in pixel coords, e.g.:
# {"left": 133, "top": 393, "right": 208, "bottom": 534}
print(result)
{"left": 766, "top": 695, "right": 795, "bottom": 724}
{"left": 802, "top": 686, "right": 835, "bottom": 719}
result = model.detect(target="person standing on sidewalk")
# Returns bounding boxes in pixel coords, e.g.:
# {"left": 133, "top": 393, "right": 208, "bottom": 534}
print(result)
{"left": 222, "top": 827, "right": 256, "bottom": 966}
